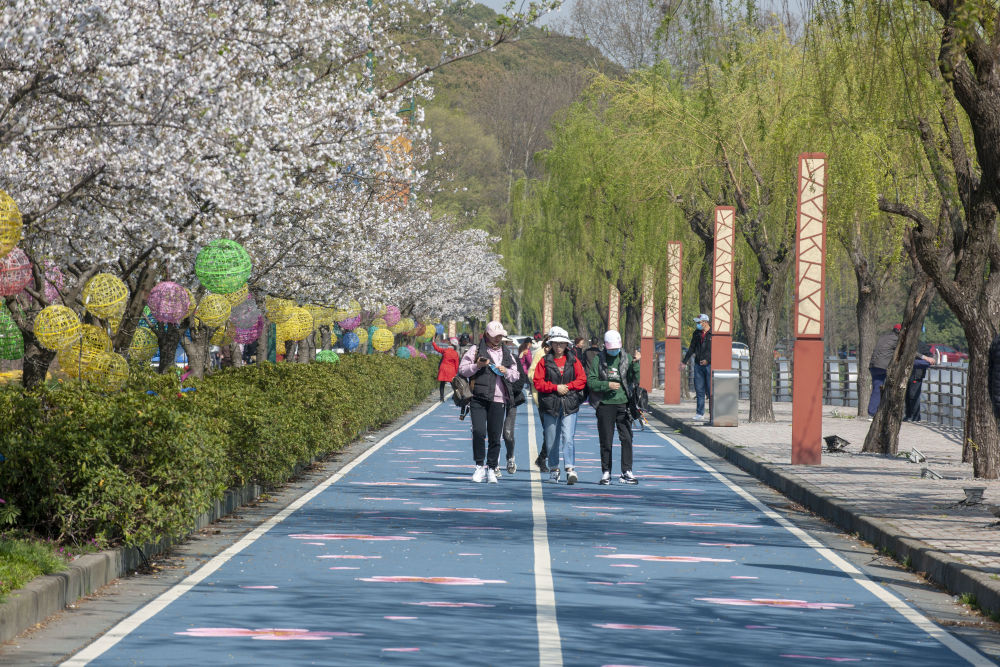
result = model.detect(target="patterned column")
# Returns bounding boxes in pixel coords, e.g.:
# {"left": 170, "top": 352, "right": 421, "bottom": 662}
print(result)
{"left": 491, "top": 287, "right": 501, "bottom": 322}
{"left": 664, "top": 241, "right": 683, "bottom": 404}
{"left": 447, "top": 320, "right": 456, "bottom": 339}
{"left": 608, "top": 285, "right": 620, "bottom": 331}
{"left": 711, "top": 206, "right": 735, "bottom": 372}
{"left": 792, "top": 153, "right": 828, "bottom": 465}
{"left": 543, "top": 283, "right": 553, "bottom": 334}
{"left": 640, "top": 265, "right": 655, "bottom": 391}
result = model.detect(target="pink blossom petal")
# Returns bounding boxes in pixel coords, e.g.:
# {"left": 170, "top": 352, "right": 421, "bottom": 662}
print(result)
{"left": 593, "top": 623, "right": 680, "bottom": 631}
{"left": 359, "top": 576, "right": 506, "bottom": 585}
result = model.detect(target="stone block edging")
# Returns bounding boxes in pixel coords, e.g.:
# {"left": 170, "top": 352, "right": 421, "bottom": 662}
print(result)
{"left": 647, "top": 404, "right": 1000, "bottom": 618}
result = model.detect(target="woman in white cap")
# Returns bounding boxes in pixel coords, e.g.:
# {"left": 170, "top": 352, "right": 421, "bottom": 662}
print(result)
{"left": 586, "top": 330, "right": 641, "bottom": 484}
{"left": 681, "top": 313, "right": 712, "bottom": 420}
{"left": 532, "top": 326, "right": 587, "bottom": 484}
{"left": 458, "top": 321, "right": 520, "bottom": 483}
{"left": 432, "top": 335, "right": 461, "bottom": 402}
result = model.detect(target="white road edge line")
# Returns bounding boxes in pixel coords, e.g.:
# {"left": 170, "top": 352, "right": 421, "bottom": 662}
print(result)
{"left": 648, "top": 424, "right": 993, "bottom": 667}
{"left": 62, "top": 397, "right": 446, "bottom": 667}
{"left": 527, "top": 398, "right": 563, "bottom": 666}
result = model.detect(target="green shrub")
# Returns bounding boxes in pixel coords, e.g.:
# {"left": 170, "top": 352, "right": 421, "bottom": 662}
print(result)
{"left": 0, "top": 356, "right": 437, "bottom": 547}
{"left": 0, "top": 535, "right": 69, "bottom": 602}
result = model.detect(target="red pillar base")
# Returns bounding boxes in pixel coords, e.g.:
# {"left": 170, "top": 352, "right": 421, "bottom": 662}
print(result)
{"left": 791, "top": 338, "right": 824, "bottom": 465}
{"left": 665, "top": 338, "right": 681, "bottom": 404}
{"left": 711, "top": 334, "right": 732, "bottom": 371}
{"left": 639, "top": 337, "right": 654, "bottom": 391}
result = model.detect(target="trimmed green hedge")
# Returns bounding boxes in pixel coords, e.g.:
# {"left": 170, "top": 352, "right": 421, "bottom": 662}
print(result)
{"left": 0, "top": 356, "right": 437, "bottom": 547}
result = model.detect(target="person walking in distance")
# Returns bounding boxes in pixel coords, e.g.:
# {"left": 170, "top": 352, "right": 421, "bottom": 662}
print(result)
{"left": 501, "top": 338, "right": 529, "bottom": 474}
{"left": 682, "top": 314, "right": 712, "bottom": 421}
{"left": 458, "top": 321, "right": 520, "bottom": 484}
{"left": 533, "top": 326, "right": 586, "bottom": 484}
{"left": 587, "top": 330, "right": 641, "bottom": 485}
{"left": 904, "top": 340, "right": 935, "bottom": 422}
{"left": 867, "top": 324, "right": 901, "bottom": 419}
{"left": 432, "top": 334, "right": 460, "bottom": 402}
{"left": 528, "top": 336, "right": 552, "bottom": 471}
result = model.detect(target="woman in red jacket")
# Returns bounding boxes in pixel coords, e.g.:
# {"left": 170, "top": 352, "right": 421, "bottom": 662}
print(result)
{"left": 432, "top": 335, "right": 460, "bottom": 401}
{"left": 533, "top": 326, "right": 587, "bottom": 484}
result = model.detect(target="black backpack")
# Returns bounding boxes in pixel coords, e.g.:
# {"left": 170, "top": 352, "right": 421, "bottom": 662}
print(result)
{"left": 451, "top": 374, "right": 473, "bottom": 408}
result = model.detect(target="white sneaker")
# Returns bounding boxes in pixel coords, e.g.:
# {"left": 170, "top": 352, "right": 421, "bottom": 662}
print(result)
{"left": 548, "top": 469, "right": 560, "bottom": 483}
{"left": 487, "top": 467, "right": 498, "bottom": 484}
{"left": 619, "top": 470, "right": 638, "bottom": 485}
{"left": 693, "top": 413, "right": 706, "bottom": 421}
{"left": 566, "top": 467, "right": 578, "bottom": 485}
{"left": 599, "top": 471, "right": 611, "bottom": 485}
{"left": 472, "top": 465, "right": 486, "bottom": 483}
{"left": 492, "top": 466, "right": 502, "bottom": 479}
{"left": 506, "top": 457, "right": 517, "bottom": 474}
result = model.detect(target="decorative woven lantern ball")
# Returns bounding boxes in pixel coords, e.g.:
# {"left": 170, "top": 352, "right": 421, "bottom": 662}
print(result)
{"left": 233, "top": 316, "right": 263, "bottom": 344}
{"left": 220, "top": 283, "right": 249, "bottom": 307}
{"left": 406, "top": 344, "right": 418, "bottom": 357}
{"left": 356, "top": 327, "right": 369, "bottom": 347}
{"left": 396, "top": 346, "right": 411, "bottom": 359}
{"left": 0, "top": 305, "right": 23, "bottom": 360}
{"left": 372, "top": 317, "right": 388, "bottom": 329}
{"left": 0, "top": 190, "right": 22, "bottom": 259}
{"left": 194, "top": 239, "right": 252, "bottom": 294}
{"left": 210, "top": 324, "right": 234, "bottom": 346}
{"left": 384, "top": 305, "right": 401, "bottom": 328}
{"left": 413, "top": 324, "right": 426, "bottom": 338}
{"left": 391, "top": 317, "right": 414, "bottom": 335}
{"left": 86, "top": 351, "right": 129, "bottom": 392}
{"left": 435, "top": 323, "right": 445, "bottom": 336}
{"left": 185, "top": 288, "right": 197, "bottom": 319}
{"left": 128, "top": 327, "right": 158, "bottom": 361}
{"left": 284, "top": 307, "right": 313, "bottom": 341}
{"left": 0, "top": 247, "right": 31, "bottom": 296}
{"left": 81, "top": 273, "right": 128, "bottom": 319}
{"left": 338, "top": 315, "right": 361, "bottom": 331}
{"left": 230, "top": 298, "right": 261, "bottom": 329}
{"left": 265, "top": 296, "right": 293, "bottom": 323}
{"left": 195, "top": 294, "right": 231, "bottom": 328}
{"left": 304, "top": 304, "right": 327, "bottom": 330}
{"left": 148, "top": 281, "right": 190, "bottom": 324}
{"left": 316, "top": 349, "right": 339, "bottom": 364}
{"left": 34, "top": 305, "right": 81, "bottom": 350}
{"left": 80, "top": 324, "right": 112, "bottom": 353}
{"left": 372, "top": 327, "right": 394, "bottom": 352}
{"left": 41, "top": 263, "right": 64, "bottom": 303}
{"left": 342, "top": 331, "right": 360, "bottom": 352}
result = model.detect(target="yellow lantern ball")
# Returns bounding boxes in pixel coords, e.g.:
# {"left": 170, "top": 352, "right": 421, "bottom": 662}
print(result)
{"left": 82, "top": 273, "right": 128, "bottom": 320}
{"left": 34, "top": 305, "right": 81, "bottom": 350}
{"left": 265, "top": 296, "right": 293, "bottom": 324}
{"left": 222, "top": 284, "right": 248, "bottom": 307}
{"left": 185, "top": 288, "right": 197, "bottom": 319}
{"left": 0, "top": 190, "right": 22, "bottom": 259}
{"left": 283, "top": 307, "right": 313, "bottom": 342}
{"left": 129, "top": 327, "right": 158, "bottom": 361}
{"left": 57, "top": 344, "right": 99, "bottom": 379}
{"left": 211, "top": 324, "right": 234, "bottom": 346}
{"left": 86, "top": 351, "right": 129, "bottom": 392}
{"left": 372, "top": 317, "right": 388, "bottom": 329}
{"left": 195, "top": 294, "right": 231, "bottom": 328}
{"left": 354, "top": 327, "right": 368, "bottom": 347}
{"left": 80, "top": 323, "right": 112, "bottom": 353}
{"left": 372, "top": 327, "right": 394, "bottom": 352}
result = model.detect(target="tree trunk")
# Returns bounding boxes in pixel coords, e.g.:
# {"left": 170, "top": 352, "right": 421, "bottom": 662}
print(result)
{"left": 744, "top": 287, "right": 785, "bottom": 423}
{"left": 298, "top": 335, "right": 312, "bottom": 363}
{"left": 258, "top": 319, "right": 270, "bottom": 364}
{"left": 622, "top": 301, "right": 641, "bottom": 355}
{"left": 21, "top": 334, "right": 55, "bottom": 389}
{"left": 156, "top": 325, "right": 182, "bottom": 374}
{"left": 570, "top": 291, "right": 589, "bottom": 342}
{"left": 855, "top": 283, "right": 879, "bottom": 417}
{"left": 321, "top": 327, "right": 331, "bottom": 350}
{"left": 183, "top": 327, "right": 210, "bottom": 379}
{"left": 594, "top": 297, "right": 608, "bottom": 335}
{"left": 229, "top": 342, "right": 243, "bottom": 368}
{"left": 112, "top": 264, "right": 157, "bottom": 353}
{"left": 515, "top": 287, "right": 524, "bottom": 335}
{"left": 965, "top": 333, "right": 999, "bottom": 476}
{"left": 863, "top": 270, "right": 934, "bottom": 455}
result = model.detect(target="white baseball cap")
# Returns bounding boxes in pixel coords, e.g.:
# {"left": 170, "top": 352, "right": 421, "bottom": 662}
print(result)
{"left": 603, "top": 330, "right": 622, "bottom": 350}
{"left": 546, "top": 326, "right": 572, "bottom": 344}
{"left": 694, "top": 313, "right": 710, "bottom": 322}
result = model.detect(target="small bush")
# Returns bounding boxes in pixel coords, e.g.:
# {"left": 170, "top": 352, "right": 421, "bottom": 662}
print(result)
{"left": 0, "top": 535, "right": 70, "bottom": 602}
{"left": 0, "top": 356, "right": 437, "bottom": 547}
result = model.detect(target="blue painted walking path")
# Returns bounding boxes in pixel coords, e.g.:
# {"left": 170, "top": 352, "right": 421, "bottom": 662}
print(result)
{"left": 64, "top": 399, "right": 989, "bottom": 666}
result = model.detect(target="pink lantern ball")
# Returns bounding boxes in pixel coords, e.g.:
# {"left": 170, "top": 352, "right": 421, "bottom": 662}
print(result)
{"left": 147, "top": 281, "right": 191, "bottom": 324}
{"left": 406, "top": 345, "right": 418, "bottom": 357}
{"left": 338, "top": 315, "right": 361, "bottom": 331}
{"left": 42, "top": 263, "right": 64, "bottom": 303}
{"left": 233, "top": 316, "right": 263, "bottom": 344}
{"left": 384, "top": 305, "right": 401, "bottom": 328}
{"left": 0, "top": 247, "right": 31, "bottom": 297}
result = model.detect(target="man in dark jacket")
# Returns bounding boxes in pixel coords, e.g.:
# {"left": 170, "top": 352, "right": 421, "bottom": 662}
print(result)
{"left": 681, "top": 313, "right": 712, "bottom": 420}
{"left": 904, "top": 341, "right": 935, "bottom": 422}
{"left": 867, "top": 324, "right": 901, "bottom": 418}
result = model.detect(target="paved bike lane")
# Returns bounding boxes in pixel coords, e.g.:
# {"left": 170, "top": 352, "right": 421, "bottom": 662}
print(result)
{"left": 63, "top": 398, "right": 990, "bottom": 666}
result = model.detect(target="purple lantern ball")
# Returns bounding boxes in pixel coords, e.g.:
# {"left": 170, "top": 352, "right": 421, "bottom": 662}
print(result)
{"left": 148, "top": 281, "right": 190, "bottom": 324}
{"left": 384, "top": 305, "right": 401, "bottom": 328}
{"left": 233, "top": 316, "right": 263, "bottom": 344}
{"left": 43, "top": 263, "right": 64, "bottom": 303}
{"left": 230, "top": 298, "right": 261, "bottom": 329}
{"left": 406, "top": 344, "right": 417, "bottom": 357}
{"left": 338, "top": 315, "right": 361, "bottom": 331}
{"left": 0, "top": 248, "right": 32, "bottom": 297}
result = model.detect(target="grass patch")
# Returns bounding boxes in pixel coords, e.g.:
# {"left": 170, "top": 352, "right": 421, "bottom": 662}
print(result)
{"left": 0, "top": 534, "right": 72, "bottom": 602}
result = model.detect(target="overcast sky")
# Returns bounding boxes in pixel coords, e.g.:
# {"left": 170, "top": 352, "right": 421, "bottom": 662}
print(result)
{"left": 474, "top": 0, "right": 576, "bottom": 28}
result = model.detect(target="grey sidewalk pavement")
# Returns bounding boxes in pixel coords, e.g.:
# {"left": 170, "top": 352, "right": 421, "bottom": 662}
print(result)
{"left": 646, "top": 389, "right": 1000, "bottom": 617}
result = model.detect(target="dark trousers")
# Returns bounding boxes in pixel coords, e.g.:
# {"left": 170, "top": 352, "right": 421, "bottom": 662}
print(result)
{"left": 596, "top": 402, "right": 633, "bottom": 473}
{"left": 904, "top": 367, "right": 927, "bottom": 421}
{"left": 536, "top": 400, "right": 549, "bottom": 460}
{"left": 503, "top": 403, "right": 518, "bottom": 458}
{"left": 868, "top": 367, "right": 887, "bottom": 417}
{"left": 439, "top": 380, "right": 447, "bottom": 401}
{"left": 470, "top": 399, "right": 505, "bottom": 467}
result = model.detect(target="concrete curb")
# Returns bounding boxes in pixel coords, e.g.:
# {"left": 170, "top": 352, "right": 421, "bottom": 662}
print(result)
{"left": 648, "top": 404, "right": 1000, "bottom": 618}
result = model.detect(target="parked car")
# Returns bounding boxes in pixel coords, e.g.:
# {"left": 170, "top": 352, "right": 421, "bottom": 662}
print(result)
{"left": 929, "top": 343, "right": 969, "bottom": 363}
{"left": 731, "top": 341, "right": 750, "bottom": 359}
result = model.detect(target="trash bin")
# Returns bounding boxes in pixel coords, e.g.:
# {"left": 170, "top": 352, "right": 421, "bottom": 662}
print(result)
{"left": 711, "top": 370, "right": 739, "bottom": 427}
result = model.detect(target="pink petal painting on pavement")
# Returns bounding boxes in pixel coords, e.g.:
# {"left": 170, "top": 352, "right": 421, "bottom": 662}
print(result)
{"left": 556, "top": 493, "right": 640, "bottom": 499}
{"left": 175, "top": 628, "right": 362, "bottom": 641}
{"left": 382, "top": 647, "right": 421, "bottom": 652}
{"left": 593, "top": 623, "right": 681, "bottom": 631}
{"left": 406, "top": 601, "right": 495, "bottom": 608}
{"left": 318, "top": 555, "right": 382, "bottom": 559}
{"left": 598, "top": 554, "right": 734, "bottom": 563}
{"left": 384, "top": 616, "right": 418, "bottom": 620}
{"left": 699, "top": 543, "right": 753, "bottom": 547}
{"left": 351, "top": 482, "right": 441, "bottom": 487}
{"left": 289, "top": 534, "right": 415, "bottom": 541}
{"left": 239, "top": 586, "right": 278, "bottom": 589}
{"left": 419, "top": 507, "right": 512, "bottom": 513}
{"left": 730, "top": 576, "right": 759, "bottom": 579}
{"left": 697, "top": 598, "right": 854, "bottom": 610}
{"left": 358, "top": 576, "right": 506, "bottom": 585}
{"left": 329, "top": 567, "right": 360, "bottom": 570}
{"left": 780, "top": 655, "right": 861, "bottom": 662}
{"left": 645, "top": 522, "right": 763, "bottom": 528}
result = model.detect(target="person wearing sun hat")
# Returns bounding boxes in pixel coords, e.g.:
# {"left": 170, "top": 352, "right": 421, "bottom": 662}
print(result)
{"left": 533, "top": 325, "right": 587, "bottom": 484}
{"left": 587, "top": 330, "right": 641, "bottom": 484}
{"left": 681, "top": 313, "right": 712, "bottom": 421}
{"left": 459, "top": 320, "right": 520, "bottom": 483}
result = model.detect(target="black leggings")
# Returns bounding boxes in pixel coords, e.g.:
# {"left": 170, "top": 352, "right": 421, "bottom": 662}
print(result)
{"left": 470, "top": 399, "right": 506, "bottom": 467}
{"left": 439, "top": 380, "right": 447, "bottom": 401}
{"left": 596, "top": 402, "right": 633, "bottom": 473}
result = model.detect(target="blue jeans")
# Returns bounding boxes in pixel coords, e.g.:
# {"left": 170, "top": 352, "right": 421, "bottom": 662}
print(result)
{"left": 542, "top": 408, "right": 578, "bottom": 470}
{"left": 693, "top": 363, "right": 711, "bottom": 415}
{"left": 868, "top": 367, "right": 886, "bottom": 417}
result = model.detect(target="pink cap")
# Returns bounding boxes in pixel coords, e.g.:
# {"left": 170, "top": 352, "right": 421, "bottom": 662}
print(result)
{"left": 485, "top": 321, "right": 507, "bottom": 338}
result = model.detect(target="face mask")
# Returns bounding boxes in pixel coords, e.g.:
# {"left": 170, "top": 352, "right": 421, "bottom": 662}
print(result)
{"left": 606, "top": 348, "right": 620, "bottom": 356}
{"left": 696, "top": 323, "right": 703, "bottom": 330}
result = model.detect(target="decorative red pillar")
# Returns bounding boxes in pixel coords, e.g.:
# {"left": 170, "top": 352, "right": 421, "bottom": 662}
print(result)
{"left": 543, "top": 283, "right": 553, "bottom": 333}
{"left": 665, "top": 241, "right": 683, "bottom": 404}
{"left": 711, "top": 206, "right": 735, "bottom": 370}
{"left": 608, "top": 285, "right": 620, "bottom": 332}
{"left": 791, "top": 153, "right": 828, "bottom": 465}
{"left": 639, "top": 265, "right": 655, "bottom": 391}
{"left": 491, "top": 287, "right": 501, "bottom": 322}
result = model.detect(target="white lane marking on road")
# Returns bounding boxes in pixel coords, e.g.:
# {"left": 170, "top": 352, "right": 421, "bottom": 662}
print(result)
{"left": 62, "top": 398, "right": 446, "bottom": 667}
{"left": 527, "top": 399, "right": 563, "bottom": 666}
{"left": 648, "top": 425, "right": 993, "bottom": 667}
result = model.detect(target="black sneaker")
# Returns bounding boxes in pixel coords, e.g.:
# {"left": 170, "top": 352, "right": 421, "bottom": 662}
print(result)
{"left": 619, "top": 470, "right": 638, "bottom": 485}
{"left": 535, "top": 455, "right": 549, "bottom": 473}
